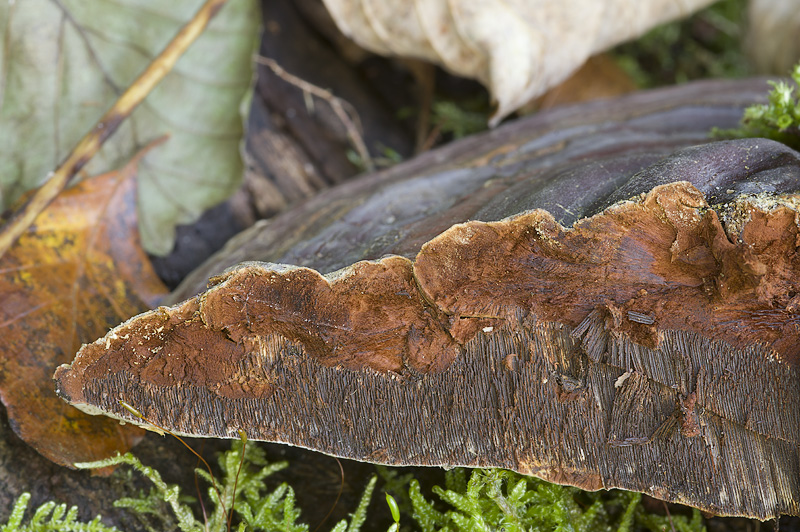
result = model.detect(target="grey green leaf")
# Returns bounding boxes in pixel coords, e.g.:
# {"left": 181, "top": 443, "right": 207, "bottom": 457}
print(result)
{"left": 0, "top": 0, "right": 259, "bottom": 254}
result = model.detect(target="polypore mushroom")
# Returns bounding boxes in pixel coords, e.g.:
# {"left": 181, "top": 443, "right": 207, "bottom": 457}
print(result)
{"left": 55, "top": 82, "right": 800, "bottom": 521}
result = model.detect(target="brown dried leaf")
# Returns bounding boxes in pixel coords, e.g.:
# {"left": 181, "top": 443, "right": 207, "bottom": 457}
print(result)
{"left": 321, "top": 0, "right": 716, "bottom": 124}
{"left": 0, "top": 153, "right": 167, "bottom": 467}
{"left": 525, "top": 54, "right": 637, "bottom": 112}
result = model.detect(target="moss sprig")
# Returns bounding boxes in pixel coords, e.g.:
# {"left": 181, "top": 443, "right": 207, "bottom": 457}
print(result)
{"left": 5, "top": 442, "right": 712, "bottom": 532}
{"left": 0, "top": 493, "right": 119, "bottom": 532}
{"left": 407, "top": 468, "right": 707, "bottom": 532}
{"left": 714, "top": 62, "right": 800, "bottom": 150}
{"left": 71, "top": 443, "right": 380, "bottom": 532}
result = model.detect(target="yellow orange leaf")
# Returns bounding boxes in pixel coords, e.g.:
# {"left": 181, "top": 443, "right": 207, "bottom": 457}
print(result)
{"left": 321, "top": 0, "right": 716, "bottom": 124}
{"left": 0, "top": 152, "right": 167, "bottom": 467}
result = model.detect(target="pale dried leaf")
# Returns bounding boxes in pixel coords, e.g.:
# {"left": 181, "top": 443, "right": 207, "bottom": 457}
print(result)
{"left": 322, "top": 0, "right": 716, "bottom": 125}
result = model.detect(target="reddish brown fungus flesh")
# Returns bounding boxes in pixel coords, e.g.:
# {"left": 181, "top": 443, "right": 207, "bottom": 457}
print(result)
{"left": 56, "top": 149, "right": 800, "bottom": 521}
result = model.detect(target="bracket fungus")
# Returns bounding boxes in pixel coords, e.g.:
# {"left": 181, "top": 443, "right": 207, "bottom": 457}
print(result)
{"left": 55, "top": 85, "right": 800, "bottom": 521}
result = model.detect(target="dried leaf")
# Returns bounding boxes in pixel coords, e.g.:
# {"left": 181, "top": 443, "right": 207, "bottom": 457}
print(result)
{"left": 526, "top": 54, "right": 637, "bottom": 112}
{"left": 56, "top": 139, "right": 800, "bottom": 519}
{"left": 0, "top": 0, "right": 259, "bottom": 255}
{"left": 0, "top": 152, "right": 167, "bottom": 467}
{"left": 321, "top": 0, "right": 716, "bottom": 124}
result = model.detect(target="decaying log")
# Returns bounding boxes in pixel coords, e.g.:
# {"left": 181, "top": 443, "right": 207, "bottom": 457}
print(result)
{"left": 55, "top": 79, "right": 800, "bottom": 521}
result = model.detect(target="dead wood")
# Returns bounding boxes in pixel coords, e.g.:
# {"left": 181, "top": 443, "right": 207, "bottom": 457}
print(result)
{"left": 55, "top": 78, "right": 800, "bottom": 521}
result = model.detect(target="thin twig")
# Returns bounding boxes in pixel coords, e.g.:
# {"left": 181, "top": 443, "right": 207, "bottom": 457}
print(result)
{"left": 662, "top": 500, "right": 676, "bottom": 532}
{"left": 313, "top": 456, "right": 345, "bottom": 532}
{"left": 0, "top": 0, "right": 230, "bottom": 259}
{"left": 227, "top": 431, "right": 248, "bottom": 532}
{"left": 255, "top": 55, "right": 374, "bottom": 172}
{"left": 119, "top": 400, "right": 229, "bottom": 526}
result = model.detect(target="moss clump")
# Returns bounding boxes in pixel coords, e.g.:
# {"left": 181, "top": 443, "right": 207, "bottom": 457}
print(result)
{"left": 4, "top": 442, "right": 710, "bottom": 532}
{"left": 429, "top": 99, "right": 489, "bottom": 140}
{"left": 0, "top": 493, "right": 120, "bottom": 532}
{"left": 406, "top": 468, "right": 705, "bottom": 532}
{"left": 72, "top": 442, "right": 375, "bottom": 532}
{"left": 719, "top": 62, "right": 800, "bottom": 150}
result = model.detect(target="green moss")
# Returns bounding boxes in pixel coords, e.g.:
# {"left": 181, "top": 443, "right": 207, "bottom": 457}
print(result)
{"left": 0, "top": 493, "right": 120, "bottom": 532}
{"left": 713, "top": 62, "right": 800, "bottom": 150}
{"left": 4, "top": 442, "right": 711, "bottom": 532}
{"left": 407, "top": 468, "right": 706, "bottom": 532}
{"left": 429, "top": 100, "right": 489, "bottom": 140}
{"left": 347, "top": 144, "right": 405, "bottom": 171}
{"left": 72, "top": 442, "right": 377, "bottom": 532}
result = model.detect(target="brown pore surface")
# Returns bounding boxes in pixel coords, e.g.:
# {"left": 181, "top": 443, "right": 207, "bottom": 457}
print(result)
{"left": 56, "top": 179, "right": 800, "bottom": 520}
